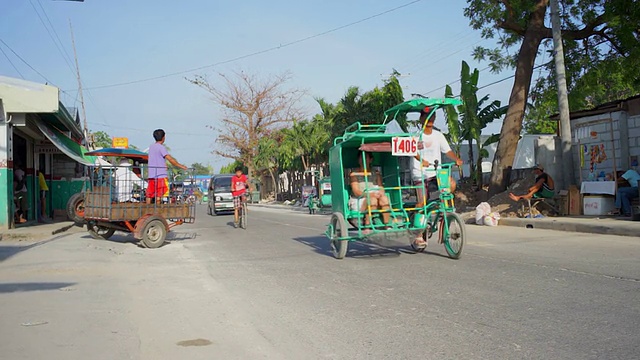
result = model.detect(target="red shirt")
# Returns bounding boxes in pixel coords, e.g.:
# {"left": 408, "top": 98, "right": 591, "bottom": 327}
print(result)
{"left": 231, "top": 174, "right": 248, "bottom": 197}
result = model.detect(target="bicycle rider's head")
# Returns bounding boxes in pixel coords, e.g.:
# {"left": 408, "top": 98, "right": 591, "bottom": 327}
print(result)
{"left": 234, "top": 165, "right": 244, "bottom": 177}
{"left": 419, "top": 106, "right": 436, "bottom": 132}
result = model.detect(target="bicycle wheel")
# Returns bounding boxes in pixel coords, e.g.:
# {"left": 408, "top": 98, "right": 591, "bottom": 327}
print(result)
{"left": 441, "top": 212, "right": 466, "bottom": 259}
{"left": 240, "top": 203, "right": 247, "bottom": 229}
{"left": 330, "top": 212, "right": 348, "bottom": 259}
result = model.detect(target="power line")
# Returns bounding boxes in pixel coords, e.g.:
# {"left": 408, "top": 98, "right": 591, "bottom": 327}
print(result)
{"left": 28, "top": 0, "right": 77, "bottom": 77}
{"left": 82, "top": 0, "right": 425, "bottom": 91}
{"left": 0, "top": 43, "right": 24, "bottom": 79}
{"left": 87, "top": 121, "right": 213, "bottom": 137}
{"left": 395, "top": 30, "right": 474, "bottom": 72}
{"left": 0, "top": 38, "right": 56, "bottom": 85}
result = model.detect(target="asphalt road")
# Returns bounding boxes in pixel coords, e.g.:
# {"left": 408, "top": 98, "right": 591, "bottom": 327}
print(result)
{"left": 0, "top": 204, "right": 639, "bottom": 360}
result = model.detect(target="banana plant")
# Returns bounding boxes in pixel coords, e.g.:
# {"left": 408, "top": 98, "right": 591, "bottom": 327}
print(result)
{"left": 457, "top": 61, "right": 508, "bottom": 189}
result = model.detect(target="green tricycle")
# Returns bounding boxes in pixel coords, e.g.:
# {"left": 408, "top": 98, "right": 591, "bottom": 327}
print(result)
{"left": 325, "top": 98, "right": 466, "bottom": 259}
{"left": 305, "top": 170, "right": 332, "bottom": 214}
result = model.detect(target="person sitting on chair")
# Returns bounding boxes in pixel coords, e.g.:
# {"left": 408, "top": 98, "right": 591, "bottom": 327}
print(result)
{"left": 509, "top": 164, "right": 555, "bottom": 202}
{"left": 609, "top": 169, "right": 640, "bottom": 217}
{"left": 349, "top": 151, "right": 391, "bottom": 233}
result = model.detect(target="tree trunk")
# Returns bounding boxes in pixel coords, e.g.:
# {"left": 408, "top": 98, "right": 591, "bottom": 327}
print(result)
{"left": 488, "top": 24, "right": 545, "bottom": 196}
{"left": 269, "top": 168, "right": 277, "bottom": 200}
{"left": 468, "top": 139, "right": 475, "bottom": 184}
{"left": 476, "top": 142, "right": 483, "bottom": 190}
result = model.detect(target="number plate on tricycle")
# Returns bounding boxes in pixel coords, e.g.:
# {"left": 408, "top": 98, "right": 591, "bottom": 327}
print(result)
{"left": 391, "top": 136, "right": 419, "bottom": 156}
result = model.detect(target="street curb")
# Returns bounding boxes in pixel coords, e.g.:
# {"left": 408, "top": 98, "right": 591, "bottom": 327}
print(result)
{"left": 497, "top": 217, "right": 638, "bottom": 238}
{"left": 250, "top": 203, "right": 329, "bottom": 214}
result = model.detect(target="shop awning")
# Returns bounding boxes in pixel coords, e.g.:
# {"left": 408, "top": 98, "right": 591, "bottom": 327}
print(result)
{"left": 36, "top": 119, "right": 96, "bottom": 166}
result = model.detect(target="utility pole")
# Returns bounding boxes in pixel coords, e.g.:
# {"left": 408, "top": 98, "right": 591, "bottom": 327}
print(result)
{"left": 69, "top": 20, "right": 90, "bottom": 148}
{"left": 550, "top": 0, "right": 574, "bottom": 190}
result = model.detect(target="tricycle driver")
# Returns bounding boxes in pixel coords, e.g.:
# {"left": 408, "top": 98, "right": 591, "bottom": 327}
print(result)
{"left": 411, "top": 107, "right": 463, "bottom": 248}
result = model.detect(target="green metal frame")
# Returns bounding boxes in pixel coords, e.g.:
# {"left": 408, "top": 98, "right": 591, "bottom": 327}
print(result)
{"left": 325, "top": 97, "right": 463, "bottom": 241}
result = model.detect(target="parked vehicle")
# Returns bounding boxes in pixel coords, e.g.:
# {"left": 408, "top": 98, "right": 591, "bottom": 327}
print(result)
{"left": 207, "top": 174, "right": 234, "bottom": 215}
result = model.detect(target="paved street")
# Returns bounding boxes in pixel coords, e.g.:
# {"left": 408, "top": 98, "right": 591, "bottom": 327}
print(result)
{"left": 1, "top": 204, "right": 639, "bottom": 360}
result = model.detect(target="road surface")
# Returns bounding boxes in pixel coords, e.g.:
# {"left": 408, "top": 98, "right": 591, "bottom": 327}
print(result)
{"left": 0, "top": 204, "right": 638, "bottom": 359}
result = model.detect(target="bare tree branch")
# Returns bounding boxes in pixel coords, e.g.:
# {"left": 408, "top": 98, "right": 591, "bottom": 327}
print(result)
{"left": 188, "top": 70, "right": 305, "bottom": 178}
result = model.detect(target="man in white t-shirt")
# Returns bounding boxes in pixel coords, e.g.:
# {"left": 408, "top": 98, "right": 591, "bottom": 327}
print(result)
{"left": 411, "top": 107, "right": 463, "bottom": 249}
{"left": 411, "top": 107, "right": 463, "bottom": 204}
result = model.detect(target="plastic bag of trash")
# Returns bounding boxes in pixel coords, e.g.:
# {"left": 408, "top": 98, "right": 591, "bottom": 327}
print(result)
{"left": 475, "top": 202, "right": 491, "bottom": 225}
{"left": 483, "top": 212, "right": 501, "bottom": 226}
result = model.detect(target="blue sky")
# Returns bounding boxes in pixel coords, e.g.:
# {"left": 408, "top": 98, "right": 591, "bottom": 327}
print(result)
{"left": 1, "top": 0, "right": 524, "bottom": 171}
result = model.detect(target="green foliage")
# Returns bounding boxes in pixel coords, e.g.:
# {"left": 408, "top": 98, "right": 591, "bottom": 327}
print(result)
{"left": 92, "top": 131, "right": 112, "bottom": 148}
{"left": 219, "top": 160, "right": 245, "bottom": 174}
{"left": 527, "top": 55, "right": 640, "bottom": 134}
{"left": 453, "top": 60, "right": 507, "bottom": 187}
{"left": 191, "top": 162, "right": 213, "bottom": 175}
{"left": 329, "top": 73, "right": 406, "bottom": 138}
{"left": 464, "top": 0, "right": 640, "bottom": 193}
{"left": 443, "top": 85, "right": 462, "bottom": 157}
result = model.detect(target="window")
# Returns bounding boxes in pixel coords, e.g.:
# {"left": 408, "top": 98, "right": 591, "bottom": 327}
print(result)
{"left": 213, "top": 177, "right": 232, "bottom": 192}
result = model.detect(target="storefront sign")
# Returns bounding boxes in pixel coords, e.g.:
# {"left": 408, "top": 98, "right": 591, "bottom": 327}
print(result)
{"left": 112, "top": 137, "right": 129, "bottom": 148}
{"left": 35, "top": 145, "right": 62, "bottom": 154}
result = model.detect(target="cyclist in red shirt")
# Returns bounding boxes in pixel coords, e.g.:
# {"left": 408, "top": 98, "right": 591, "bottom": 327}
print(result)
{"left": 231, "top": 166, "right": 249, "bottom": 227}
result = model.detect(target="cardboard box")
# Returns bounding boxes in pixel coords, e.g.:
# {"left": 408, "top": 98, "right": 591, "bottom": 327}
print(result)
{"left": 568, "top": 185, "right": 582, "bottom": 215}
{"left": 583, "top": 195, "right": 615, "bottom": 216}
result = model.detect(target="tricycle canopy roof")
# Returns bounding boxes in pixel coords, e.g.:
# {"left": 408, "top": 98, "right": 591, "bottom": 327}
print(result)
{"left": 85, "top": 147, "right": 148, "bottom": 161}
{"left": 384, "top": 97, "right": 462, "bottom": 117}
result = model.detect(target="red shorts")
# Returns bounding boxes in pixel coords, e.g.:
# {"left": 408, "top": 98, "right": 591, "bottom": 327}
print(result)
{"left": 147, "top": 178, "right": 169, "bottom": 199}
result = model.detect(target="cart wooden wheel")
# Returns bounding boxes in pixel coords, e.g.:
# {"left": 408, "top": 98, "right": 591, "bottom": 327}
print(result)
{"left": 66, "top": 193, "right": 85, "bottom": 226}
{"left": 330, "top": 212, "right": 349, "bottom": 259}
{"left": 87, "top": 223, "right": 116, "bottom": 240}
{"left": 140, "top": 216, "right": 168, "bottom": 249}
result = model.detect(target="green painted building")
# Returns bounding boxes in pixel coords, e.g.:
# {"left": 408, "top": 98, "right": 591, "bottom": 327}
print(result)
{"left": 0, "top": 76, "right": 95, "bottom": 229}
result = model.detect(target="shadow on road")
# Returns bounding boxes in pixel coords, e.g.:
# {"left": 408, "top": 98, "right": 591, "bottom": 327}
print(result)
{"left": 293, "top": 235, "right": 420, "bottom": 259}
{"left": 0, "top": 237, "right": 62, "bottom": 263}
{"left": 0, "top": 282, "right": 76, "bottom": 293}
{"left": 167, "top": 232, "right": 198, "bottom": 241}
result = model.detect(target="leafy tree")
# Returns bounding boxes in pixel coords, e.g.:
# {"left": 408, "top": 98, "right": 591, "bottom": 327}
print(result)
{"left": 464, "top": 0, "right": 639, "bottom": 194}
{"left": 279, "top": 119, "right": 330, "bottom": 172}
{"left": 91, "top": 131, "right": 112, "bottom": 149}
{"left": 253, "top": 130, "right": 285, "bottom": 197}
{"left": 526, "top": 53, "right": 640, "bottom": 134}
{"left": 191, "top": 162, "right": 213, "bottom": 175}
{"left": 329, "top": 72, "right": 406, "bottom": 139}
{"left": 220, "top": 160, "right": 245, "bottom": 174}
{"left": 189, "top": 70, "right": 304, "bottom": 179}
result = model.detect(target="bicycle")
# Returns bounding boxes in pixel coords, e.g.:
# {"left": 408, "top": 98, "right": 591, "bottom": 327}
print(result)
{"left": 235, "top": 195, "right": 248, "bottom": 229}
{"left": 410, "top": 161, "right": 466, "bottom": 259}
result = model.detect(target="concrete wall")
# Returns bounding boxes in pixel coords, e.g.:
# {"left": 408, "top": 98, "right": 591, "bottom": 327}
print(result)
{"left": 535, "top": 136, "right": 562, "bottom": 187}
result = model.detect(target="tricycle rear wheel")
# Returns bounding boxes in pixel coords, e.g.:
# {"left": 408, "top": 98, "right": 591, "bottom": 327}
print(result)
{"left": 87, "top": 223, "right": 116, "bottom": 240}
{"left": 330, "top": 213, "right": 348, "bottom": 259}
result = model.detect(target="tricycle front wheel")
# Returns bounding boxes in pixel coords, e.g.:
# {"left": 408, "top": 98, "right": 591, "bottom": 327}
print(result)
{"left": 87, "top": 223, "right": 116, "bottom": 240}
{"left": 441, "top": 213, "right": 465, "bottom": 259}
{"left": 330, "top": 213, "right": 348, "bottom": 259}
